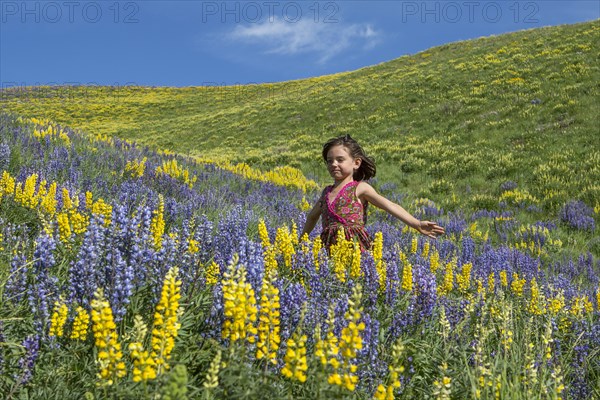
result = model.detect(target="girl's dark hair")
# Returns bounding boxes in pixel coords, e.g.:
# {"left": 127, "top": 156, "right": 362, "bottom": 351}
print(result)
{"left": 322, "top": 134, "right": 376, "bottom": 181}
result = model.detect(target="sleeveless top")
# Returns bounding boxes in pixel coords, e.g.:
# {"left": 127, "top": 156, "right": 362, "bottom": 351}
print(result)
{"left": 320, "top": 181, "right": 372, "bottom": 251}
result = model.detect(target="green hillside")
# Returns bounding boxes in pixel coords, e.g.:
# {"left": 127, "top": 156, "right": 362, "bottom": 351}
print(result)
{"left": 1, "top": 20, "right": 599, "bottom": 213}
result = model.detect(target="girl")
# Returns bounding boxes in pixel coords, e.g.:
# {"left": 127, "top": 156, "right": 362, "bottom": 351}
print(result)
{"left": 301, "top": 135, "right": 445, "bottom": 251}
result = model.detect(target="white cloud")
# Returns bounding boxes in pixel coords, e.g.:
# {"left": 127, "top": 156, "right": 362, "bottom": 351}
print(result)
{"left": 228, "top": 18, "right": 381, "bottom": 63}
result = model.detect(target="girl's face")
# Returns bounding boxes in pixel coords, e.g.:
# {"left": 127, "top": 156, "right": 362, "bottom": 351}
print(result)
{"left": 325, "top": 145, "right": 361, "bottom": 182}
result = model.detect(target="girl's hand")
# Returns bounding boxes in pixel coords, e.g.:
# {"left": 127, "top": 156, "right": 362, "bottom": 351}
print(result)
{"left": 416, "top": 220, "right": 445, "bottom": 239}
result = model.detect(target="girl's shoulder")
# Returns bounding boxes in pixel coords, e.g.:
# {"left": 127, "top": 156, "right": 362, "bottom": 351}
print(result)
{"left": 355, "top": 180, "right": 374, "bottom": 195}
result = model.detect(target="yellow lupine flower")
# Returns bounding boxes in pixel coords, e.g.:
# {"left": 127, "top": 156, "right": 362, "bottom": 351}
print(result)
{"left": 203, "top": 349, "right": 223, "bottom": 389}
{"left": 282, "top": 333, "right": 308, "bottom": 383}
{"left": 570, "top": 296, "right": 593, "bottom": 317}
{"left": 85, "top": 191, "right": 93, "bottom": 210}
{"left": 150, "top": 195, "right": 165, "bottom": 250}
{"left": 124, "top": 157, "right": 147, "bottom": 179}
{"left": 372, "top": 232, "right": 383, "bottom": 262}
{"left": 35, "top": 180, "right": 47, "bottom": 206}
{"left": 92, "top": 198, "right": 112, "bottom": 226}
{"left": 156, "top": 159, "right": 197, "bottom": 189}
{"left": 314, "top": 306, "right": 339, "bottom": 369}
{"left": 456, "top": 263, "right": 472, "bottom": 294}
{"left": 263, "top": 245, "right": 278, "bottom": 275}
{"left": 410, "top": 236, "right": 418, "bottom": 254}
{"left": 205, "top": 261, "right": 220, "bottom": 286}
{"left": 1, "top": 171, "right": 16, "bottom": 195}
{"left": 331, "top": 228, "right": 353, "bottom": 283}
{"left": 258, "top": 219, "right": 271, "bottom": 248}
{"left": 349, "top": 241, "right": 361, "bottom": 280}
{"left": 151, "top": 266, "right": 182, "bottom": 375}
{"left": 373, "top": 233, "right": 386, "bottom": 291}
{"left": 187, "top": 238, "right": 199, "bottom": 254}
{"left": 476, "top": 279, "right": 485, "bottom": 298}
{"left": 62, "top": 188, "right": 73, "bottom": 211}
{"left": 374, "top": 339, "right": 405, "bottom": 399}
{"left": 548, "top": 291, "right": 565, "bottom": 315}
{"left": 291, "top": 221, "right": 299, "bottom": 247}
{"left": 91, "top": 289, "right": 126, "bottom": 386}
{"left": 499, "top": 270, "right": 508, "bottom": 287}
{"left": 487, "top": 273, "right": 496, "bottom": 293}
{"left": 438, "top": 259, "right": 455, "bottom": 296}
{"left": 221, "top": 256, "right": 258, "bottom": 345}
{"left": 401, "top": 261, "right": 413, "bottom": 293}
{"left": 49, "top": 299, "right": 68, "bottom": 338}
{"left": 300, "top": 197, "right": 311, "bottom": 211}
{"left": 432, "top": 363, "right": 452, "bottom": 400}
{"left": 40, "top": 182, "right": 57, "bottom": 215}
{"left": 14, "top": 173, "right": 38, "bottom": 209}
{"left": 70, "top": 306, "right": 90, "bottom": 341}
{"left": 527, "top": 278, "right": 545, "bottom": 315}
{"left": 430, "top": 249, "right": 440, "bottom": 273}
{"left": 70, "top": 211, "right": 88, "bottom": 234}
{"left": 330, "top": 284, "right": 365, "bottom": 392}
{"left": 56, "top": 212, "right": 72, "bottom": 244}
{"left": 275, "top": 226, "right": 295, "bottom": 268}
{"left": 312, "top": 236, "right": 322, "bottom": 270}
{"left": 511, "top": 273, "right": 526, "bottom": 297}
{"left": 256, "top": 271, "right": 281, "bottom": 364}
{"left": 129, "top": 341, "right": 157, "bottom": 382}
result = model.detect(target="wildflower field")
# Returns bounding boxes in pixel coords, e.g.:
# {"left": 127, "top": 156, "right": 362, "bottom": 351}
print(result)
{"left": 1, "top": 21, "right": 600, "bottom": 400}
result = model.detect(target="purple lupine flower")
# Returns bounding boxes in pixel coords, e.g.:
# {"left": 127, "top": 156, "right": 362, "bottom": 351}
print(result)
{"left": 470, "top": 209, "right": 514, "bottom": 221}
{"left": 4, "top": 245, "right": 28, "bottom": 304}
{"left": 356, "top": 314, "right": 385, "bottom": 393}
{"left": 577, "top": 253, "right": 599, "bottom": 288}
{"left": 203, "top": 283, "right": 224, "bottom": 340}
{"left": 148, "top": 233, "right": 178, "bottom": 302}
{"left": 438, "top": 239, "right": 457, "bottom": 262}
{"left": 444, "top": 212, "right": 468, "bottom": 236}
{"left": 15, "top": 335, "right": 40, "bottom": 386}
{"left": 361, "top": 252, "right": 380, "bottom": 311}
{"left": 278, "top": 282, "right": 307, "bottom": 343}
{"left": 67, "top": 214, "right": 106, "bottom": 307}
{"left": 569, "top": 342, "right": 591, "bottom": 400}
{"left": 383, "top": 257, "right": 401, "bottom": 307}
{"left": 192, "top": 214, "right": 215, "bottom": 265}
{"left": 560, "top": 200, "right": 595, "bottom": 232}
{"left": 27, "top": 233, "right": 58, "bottom": 334}
{"left": 388, "top": 301, "right": 416, "bottom": 340}
{"left": 0, "top": 142, "right": 10, "bottom": 170}
{"left": 213, "top": 206, "right": 251, "bottom": 266}
{"left": 303, "top": 247, "right": 330, "bottom": 335}
{"left": 236, "top": 237, "right": 264, "bottom": 293}
{"left": 412, "top": 261, "right": 437, "bottom": 322}
{"left": 129, "top": 204, "right": 153, "bottom": 286}
{"left": 459, "top": 236, "right": 475, "bottom": 266}
{"left": 500, "top": 180, "right": 518, "bottom": 192}
{"left": 105, "top": 246, "right": 132, "bottom": 322}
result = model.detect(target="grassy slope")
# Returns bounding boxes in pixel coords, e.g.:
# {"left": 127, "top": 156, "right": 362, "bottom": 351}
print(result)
{"left": 1, "top": 21, "right": 599, "bottom": 212}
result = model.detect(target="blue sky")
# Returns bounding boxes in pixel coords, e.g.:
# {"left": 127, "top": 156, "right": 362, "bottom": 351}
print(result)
{"left": 1, "top": 1, "right": 598, "bottom": 88}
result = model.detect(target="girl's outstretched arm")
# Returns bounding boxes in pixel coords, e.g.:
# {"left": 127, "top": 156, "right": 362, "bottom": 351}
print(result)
{"left": 357, "top": 182, "right": 445, "bottom": 239}
{"left": 301, "top": 200, "right": 322, "bottom": 237}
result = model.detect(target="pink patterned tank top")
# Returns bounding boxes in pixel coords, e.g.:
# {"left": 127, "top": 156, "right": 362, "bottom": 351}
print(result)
{"left": 320, "top": 181, "right": 371, "bottom": 251}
